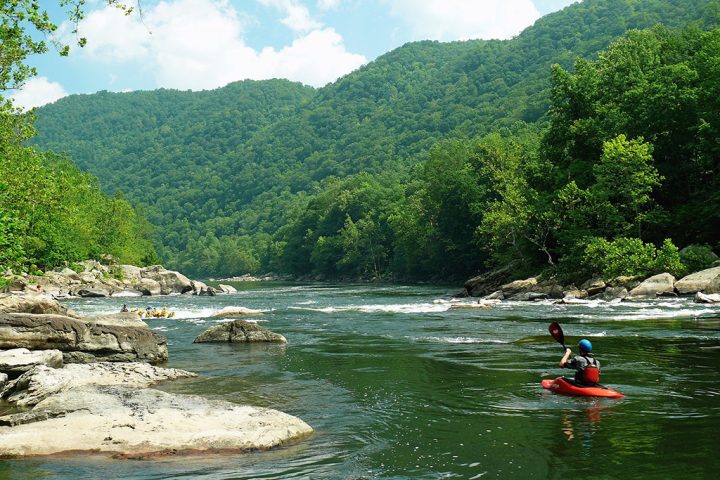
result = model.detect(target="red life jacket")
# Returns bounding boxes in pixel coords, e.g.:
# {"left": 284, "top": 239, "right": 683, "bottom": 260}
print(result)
{"left": 582, "top": 356, "right": 600, "bottom": 384}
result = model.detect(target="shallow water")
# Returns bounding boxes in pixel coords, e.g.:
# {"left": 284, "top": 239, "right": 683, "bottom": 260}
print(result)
{"left": 2, "top": 283, "right": 720, "bottom": 479}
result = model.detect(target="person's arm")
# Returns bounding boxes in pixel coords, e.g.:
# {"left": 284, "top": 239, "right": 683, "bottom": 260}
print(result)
{"left": 560, "top": 348, "right": 572, "bottom": 367}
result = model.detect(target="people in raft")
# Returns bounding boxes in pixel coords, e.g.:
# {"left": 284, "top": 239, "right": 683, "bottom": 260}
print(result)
{"left": 559, "top": 339, "right": 600, "bottom": 386}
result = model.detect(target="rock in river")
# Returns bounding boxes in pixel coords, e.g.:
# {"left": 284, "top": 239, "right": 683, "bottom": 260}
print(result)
{"left": 1, "top": 362, "right": 196, "bottom": 407}
{"left": 627, "top": 273, "right": 676, "bottom": 299}
{"left": 194, "top": 320, "right": 287, "bottom": 344}
{"left": 0, "top": 385, "right": 313, "bottom": 458}
{"left": 675, "top": 266, "right": 720, "bottom": 294}
{"left": 0, "top": 313, "right": 168, "bottom": 364}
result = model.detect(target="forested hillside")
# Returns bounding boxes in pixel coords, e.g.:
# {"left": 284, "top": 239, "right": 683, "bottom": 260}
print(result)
{"left": 32, "top": 0, "right": 720, "bottom": 280}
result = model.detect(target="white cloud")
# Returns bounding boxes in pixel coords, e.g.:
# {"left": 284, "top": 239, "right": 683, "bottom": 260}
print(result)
{"left": 70, "top": 0, "right": 365, "bottom": 89}
{"left": 317, "top": 0, "right": 341, "bottom": 10}
{"left": 258, "top": 0, "right": 322, "bottom": 32}
{"left": 9, "top": 77, "right": 68, "bottom": 110}
{"left": 388, "top": 0, "right": 542, "bottom": 41}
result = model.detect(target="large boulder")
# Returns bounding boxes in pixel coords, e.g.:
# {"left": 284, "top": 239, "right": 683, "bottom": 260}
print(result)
{"left": 674, "top": 267, "right": 720, "bottom": 295}
{"left": 194, "top": 320, "right": 286, "bottom": 344}
{"left": 1, "top": 362, "right": 196, "bottom": 407}
{"left": 500, "top": 277, "right": 538, "bottom": 295}
{"left": 136, "top": 278, "right": 162, "bottom": 296}
{"left": 705, "top": 276, "right": 720, "bottom": 295}
{"left": 599, "top": 286, "right": 628, "bottom": 301}
{"left": 0, "top": 348, "right": 63, "bottom": 376}
{"left": 140, "top": 265, "right": 193, "bottom": 295}
{"left": 0, "top": 313, "right": 168, "bottom": 364}
{"left": 0, "top": 385, "right": 313, "bottom": 458}
{"left": 627, "top": 273, "right": 676, "bottom": 299}
{"left": 0, "top": 293, "right": 79, "bottom": 318}
{"left": 464, "top": 263, "right": 518, "bottom": 297}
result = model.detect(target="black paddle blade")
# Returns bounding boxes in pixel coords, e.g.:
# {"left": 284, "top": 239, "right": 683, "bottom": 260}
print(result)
{"left": 549, "top": 322, "right": 565, "bottom": 344}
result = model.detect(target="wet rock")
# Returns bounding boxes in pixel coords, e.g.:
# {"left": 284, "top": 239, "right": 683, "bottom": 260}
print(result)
{"left": 675, "top": 267, "right": 720, "bottom": 295}
{"left": 694, "top": 292, "right": 720, "bottom": 304}
{"left": 0, "top": 313, "right": 167, "bottom": 364}
{"left": 0, "top": 349, "right": 63, "bottom": 376}
{"left": 627, "top": 273, "right": 676, "bottom": 299}
{"left": 562, "top": 288, "right": 588, "bottom": 299}
{"left": 74, "top": 287, "right": 111, "bottom": 298}
{"left": 1, "top": 362, "right": 196, "bottom": 407}
{"left": 216, "top": 284, "right": 238, "bottom": 294}
{"left": 194, "top": 320, "right": 286, "bottom": 344}
{"left": 508, "top": 292, "right": 549, "bottom": 301}
{"left": 210, "top": 307, "right": 263, "bottom": 318}
{"left": 0, "top": 385, "right": 313, "bottom": 458}
{"left": 483, "top": 290, "right": 505, "bottom": 300}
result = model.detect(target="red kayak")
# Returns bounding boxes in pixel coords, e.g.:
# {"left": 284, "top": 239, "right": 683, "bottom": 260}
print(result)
{"left": 542, "top": 377, "right": 624, "bottom": 399}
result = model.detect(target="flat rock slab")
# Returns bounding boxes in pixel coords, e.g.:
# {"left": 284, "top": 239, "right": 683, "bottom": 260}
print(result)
{"left": 194, "top": 320, "right": 286, "bottom": 344}
{"left": 0, "top": 385, "right": 313, "bottom": 458}
{"left": 0, "top": 348, "right": 63, "bottom": 376}
{"left": 0, "top": 294, "right": 78, "bottom": 318}
{"left": 2, "top": 362, "right": 197, "bottom": 407}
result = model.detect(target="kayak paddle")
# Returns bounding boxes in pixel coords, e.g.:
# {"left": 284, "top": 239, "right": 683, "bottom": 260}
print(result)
{"left": 548, "top": 321, "right": 567, "bottom": 351}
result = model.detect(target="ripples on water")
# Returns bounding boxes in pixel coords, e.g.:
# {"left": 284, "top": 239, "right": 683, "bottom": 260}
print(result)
{"left": 2, "top": 284, "right": 719, "bottom": 479}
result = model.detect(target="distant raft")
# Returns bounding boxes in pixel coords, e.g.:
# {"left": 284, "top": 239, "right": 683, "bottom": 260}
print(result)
{"left": 131, "top": 308, "right": 175, "bottom": 319}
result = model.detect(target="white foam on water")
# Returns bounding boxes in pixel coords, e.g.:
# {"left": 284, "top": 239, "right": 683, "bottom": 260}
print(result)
{"left": 417, "top": 336, "right": 509, "bottom": 344}
{"left": 290, "top": 303, "right": 450, "bottom": 314}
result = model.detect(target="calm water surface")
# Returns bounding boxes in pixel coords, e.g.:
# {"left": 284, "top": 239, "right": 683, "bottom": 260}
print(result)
{"left": 2, "top": 283, "right": 719, "bottom": 479}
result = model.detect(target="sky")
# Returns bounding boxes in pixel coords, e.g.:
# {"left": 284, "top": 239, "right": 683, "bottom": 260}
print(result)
{"left": 9, "top": 0, "right": 579, "bottom": 110}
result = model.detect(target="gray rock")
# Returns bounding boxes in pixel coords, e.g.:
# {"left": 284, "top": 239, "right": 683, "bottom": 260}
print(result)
{"left": 0, "top": 313, "right": 167, "bottom": 364}
{"left": 508, "top": 291, "right": 549, "bottom": 301}
{"left": 0, "top": 373, "right": 6, "bottom": 390}
{"left": 141, "top": 265, "right": 193, "bottom": 295}
{"left": 601, "top": 287, "right": 628, "bottom": 301}
{"left": 705, "top": 276, "right": 720, "bottom": 295}
{"left": 216, "top": 284, "right": 238, "bottom": 294}
{"left": 59, "top": 268, "right": 81, "bottom": 281}
{"left": 0, "top": 385, "right": 313, "bottom": 458}
{"left": 607, "top": 275, "right": 643, "bottom": 290}
{"left": 562, "top": 288, "right": 588, "bottom": 299}
{"left": 675, "top": 267, "right": 720, "bottom": 295}
{"left": 0, "top": 348, "right": 63, "bottom": 376}
{"left": 194, "top": 320, "right": 287, "bottom": 344}
{"left": 464, "top": 262, "right": 518, "bottom": 297}
{"left": 0, "top": 293, "right": 79, "bottom": 318}
{"left": 580, "top": 277, "right": 606, "bottom": 296}
{"left": 694, "top": 292, "right": 720, "bottom": 304}
{"left": 483, "top": 290, "right": 505, "bottom": 300}
{"left": 75, "top": 287, "right": 111, "bottom": 298}
{"left": 627, "top": 273, "right": 676, "bottom": 299}
{"left": 1, "top": 362, "right": 196, "bottom": 407}
{"left": 210, "top": 307, "right": 263, "bottom": 318}
{"left": 500, "top": 277, "right": 538, "bottom": 295}
{"left": 136, "top": 278, "right": 162, "bottom": 296}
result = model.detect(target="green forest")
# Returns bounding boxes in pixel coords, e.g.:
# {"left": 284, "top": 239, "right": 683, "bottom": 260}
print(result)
{"left": 0, "top": 1, "right": 157, "bottom": 281}
{"left": 8, "top": 0, "right": 720, "bottom": 283}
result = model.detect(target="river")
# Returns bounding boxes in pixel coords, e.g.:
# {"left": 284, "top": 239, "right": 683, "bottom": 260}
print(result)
{"left": 2, "top": 283, "right": 719, "bottom": 479}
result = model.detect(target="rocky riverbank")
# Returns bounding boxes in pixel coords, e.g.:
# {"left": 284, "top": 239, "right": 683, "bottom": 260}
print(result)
{"left": 1, "top": 261, "right": 231, "bottom": 298}
{"left": 464, "top": 266, "right": 720, "bottom": 304}
{"left": 0, "top": 293, "right": 312, "bottom": 458}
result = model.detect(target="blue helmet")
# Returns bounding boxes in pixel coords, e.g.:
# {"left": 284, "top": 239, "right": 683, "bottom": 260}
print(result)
{"left": 579, "top": 339, "right": 592, "bottom": 353}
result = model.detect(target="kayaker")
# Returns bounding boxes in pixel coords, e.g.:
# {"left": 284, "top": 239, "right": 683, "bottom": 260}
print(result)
{"left": 559, "top": 339, "right": 600, "bottom": 386}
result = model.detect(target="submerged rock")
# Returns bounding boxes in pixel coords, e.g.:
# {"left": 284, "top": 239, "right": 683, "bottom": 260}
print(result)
{"left": 1, "top": 362, "right": 196, "bottom": 407}
{"left": 194, "top": 320, "right": 286, "bottom": 344}
{"left": 0, "top": 385, "right": 313, "bottom": 458}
